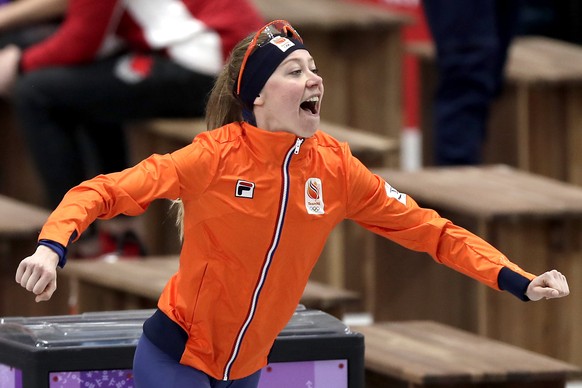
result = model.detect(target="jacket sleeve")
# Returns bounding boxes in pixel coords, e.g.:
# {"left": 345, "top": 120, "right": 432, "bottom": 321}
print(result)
{"left": 38, "top": 139, "right": 217, "bottom": 247}
{"left": 343, "top": 149, "right": 535, "bottom": 292}
{"left": 20, "top": 0, "right": 122, "bottom": 71}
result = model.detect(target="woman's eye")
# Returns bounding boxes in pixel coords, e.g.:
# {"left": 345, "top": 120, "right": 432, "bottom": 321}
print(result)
{"left": 311, "top": 68, "right": 319, "bottom": 75}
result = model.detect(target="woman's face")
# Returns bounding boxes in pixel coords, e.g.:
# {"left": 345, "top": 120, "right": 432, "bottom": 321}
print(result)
{"left": 253, "top": 50, "right": 324, "bottom": 138}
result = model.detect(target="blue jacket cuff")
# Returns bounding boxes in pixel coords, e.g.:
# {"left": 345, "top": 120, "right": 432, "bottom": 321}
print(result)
{"left": 38, "top": 239, "right": 68, "bottom": 268}
{"left": 498, "top": 267, "right": 531, "bottom": 301}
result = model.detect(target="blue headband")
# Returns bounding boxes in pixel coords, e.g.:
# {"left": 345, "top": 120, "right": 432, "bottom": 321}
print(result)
{"left": 238, "top": 37, "right": 306, "bottom": 122}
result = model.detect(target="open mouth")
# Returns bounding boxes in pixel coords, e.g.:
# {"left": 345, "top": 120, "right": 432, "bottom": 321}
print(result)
{"left": 300, "top": 96, "right": 319, "bottom": 115}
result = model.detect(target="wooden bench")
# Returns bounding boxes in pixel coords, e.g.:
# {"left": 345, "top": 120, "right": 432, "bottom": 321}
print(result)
{"left": 354, "top": 321, "right": 582, "bottom": 388}
{"left": 60, "top": 255, "right": 360, "bottom": 319}
{"left": 0, "top": 195, "right": 70, "bottom": 317}
{"left": 410, "top": 36, "right": 582, "bottom": 185}
{"left": 363, "top": 165, "right": 582, "bottom": 368}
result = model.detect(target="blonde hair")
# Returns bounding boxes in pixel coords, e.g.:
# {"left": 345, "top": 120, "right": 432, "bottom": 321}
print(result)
{"left": 172, "top": 33, "right": 261, "bottom": 241}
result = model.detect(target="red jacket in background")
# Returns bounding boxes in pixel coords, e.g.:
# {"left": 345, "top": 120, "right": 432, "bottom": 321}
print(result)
{"left": 20, "top": 0, "right": 264, "bottom": 74}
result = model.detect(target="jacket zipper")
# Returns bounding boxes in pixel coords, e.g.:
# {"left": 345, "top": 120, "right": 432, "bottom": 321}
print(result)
{"left": 222, "top": 138, "right": 303, "bottom": 380}
{"left": 294, "top": 137, "right": 304, "bottom": 154}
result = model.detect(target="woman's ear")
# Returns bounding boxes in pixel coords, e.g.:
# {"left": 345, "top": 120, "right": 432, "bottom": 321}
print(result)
{"left": 254, "top": 94, "right": 264, "bottom": 107}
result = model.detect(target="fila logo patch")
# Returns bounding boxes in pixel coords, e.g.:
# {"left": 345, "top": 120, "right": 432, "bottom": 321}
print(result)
{"left": 305, "top": 178, "right": 325, "bottom": 215}
{"left": 384, "top": 182, "right": 407, "bottom": 205}
{"left": 235, "top": 180, "right": 255, "bottom": 199}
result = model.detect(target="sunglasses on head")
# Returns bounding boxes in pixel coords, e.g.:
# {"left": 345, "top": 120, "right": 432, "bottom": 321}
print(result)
{"left": 236, "top": 20, "right": 303, "bottom": 96}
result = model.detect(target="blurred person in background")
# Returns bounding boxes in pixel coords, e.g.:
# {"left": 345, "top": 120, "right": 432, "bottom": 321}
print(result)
{"left": 423, "top": 0, "right": 523, "bottom": 165}
{"left": 0, "top": 0, "right": 263, "bottom": 257}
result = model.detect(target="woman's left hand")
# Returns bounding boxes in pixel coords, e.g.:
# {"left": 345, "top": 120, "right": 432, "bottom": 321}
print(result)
{"left": 526, "top": 270, "right": 570, "bottom": 301}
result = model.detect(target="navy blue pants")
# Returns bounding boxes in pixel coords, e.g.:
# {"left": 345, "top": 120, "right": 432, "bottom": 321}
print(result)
{"left": 133, "top": 334, "right": 262, "bottom": 388}
{"left": 423, "top": 0, "right": 523, "bottom": 165}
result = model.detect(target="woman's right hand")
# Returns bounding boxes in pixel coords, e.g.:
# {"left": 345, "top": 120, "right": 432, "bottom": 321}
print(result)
{"left": 15, "top": 245, "right": 59, "bottom": 302}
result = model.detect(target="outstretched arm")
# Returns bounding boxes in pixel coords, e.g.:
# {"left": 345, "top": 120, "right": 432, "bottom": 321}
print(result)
{"left": 526, "top": 270, "right": 569, "bottom": 301}
{"left": 15, "top": 245, "right": 59, "bottom": 302}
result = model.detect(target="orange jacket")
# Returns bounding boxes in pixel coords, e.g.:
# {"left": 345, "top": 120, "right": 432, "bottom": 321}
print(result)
{"left": 40, "top": 122, "right": 535, "bottom": 380}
